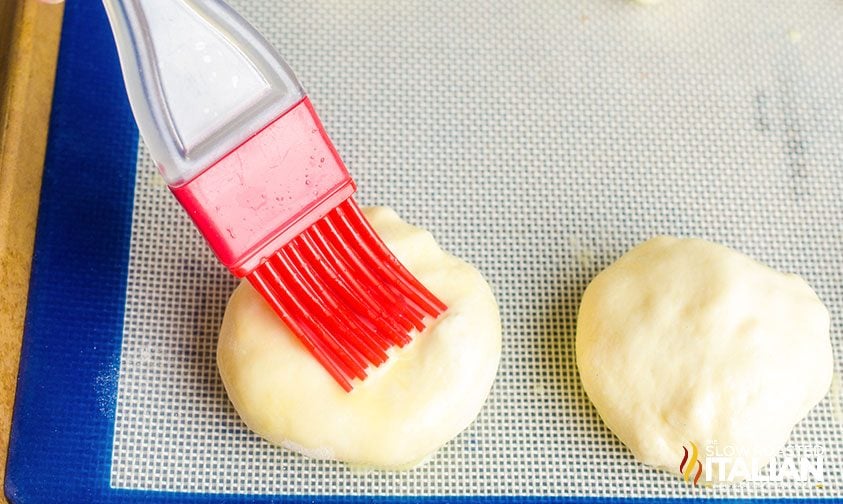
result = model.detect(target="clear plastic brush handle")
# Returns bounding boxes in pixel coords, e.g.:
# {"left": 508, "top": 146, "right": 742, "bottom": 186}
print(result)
{"left": 103, "top": 0, "right": 305, "bottom": 185}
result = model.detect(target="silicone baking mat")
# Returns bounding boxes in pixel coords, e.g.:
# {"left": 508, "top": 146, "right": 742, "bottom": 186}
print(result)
{"left": 7, "top": 0, "right": 842, "bottom": 502}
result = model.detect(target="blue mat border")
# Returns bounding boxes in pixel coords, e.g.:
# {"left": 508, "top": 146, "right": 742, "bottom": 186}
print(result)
{"left": 3, "top": 1, "right": 836, "bottom": 503}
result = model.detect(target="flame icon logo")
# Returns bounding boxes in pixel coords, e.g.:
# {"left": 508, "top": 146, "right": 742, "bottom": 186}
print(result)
{"left": 680, "top": 442, "right": 703, "bottom": 486}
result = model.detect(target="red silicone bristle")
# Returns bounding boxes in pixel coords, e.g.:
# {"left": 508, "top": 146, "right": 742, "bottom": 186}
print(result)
{"left": 317, "top": 215, "right": 422, "bottom": 338}
{"left": 269, "top": 251, "right": 367, "bottom": 380}
{"left": 247, "top": 198, "right": 447, "bottom": 391}
{"left": 308, "top": 225, "right": 417, "bottom": 342}
{"left": 285, "top": 239, "right": 388, "bottom": 365}
{"left": 338, "top": 202, "right": 448, "bottom": 315}
{"left": 248, "top": 263, "right": 353, "bottom": 392}
{"left": 298, "top": 233, "right": 398, "bottom": 357}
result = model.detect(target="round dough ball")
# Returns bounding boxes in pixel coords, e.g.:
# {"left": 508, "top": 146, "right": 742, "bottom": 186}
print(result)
{"left": 218, "top": 207, "right": 501, "bottom": 470}
{"left": 576, "top": 236, "right": 832, "bottom": 481}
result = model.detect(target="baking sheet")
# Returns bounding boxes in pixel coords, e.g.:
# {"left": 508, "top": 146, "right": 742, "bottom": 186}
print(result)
{"left": 108, "top": 0, "right": 842, "bottom": 497}
{"left": 7, "top": 0, "right": 842, "bottom": 501}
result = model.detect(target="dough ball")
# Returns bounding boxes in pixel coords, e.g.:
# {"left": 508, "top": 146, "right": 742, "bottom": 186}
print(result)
{"left": 218, "top": 207, "right": 501, "bottom": 470}
{"left": 576, "top": 236, "right": 832, "bottom": 481}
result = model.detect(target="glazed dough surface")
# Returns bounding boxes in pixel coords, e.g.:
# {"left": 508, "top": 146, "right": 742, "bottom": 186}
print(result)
{"left": 218, "top": 207, "right": 501, "bottom": 470}
{"left": 576, "top": 237, "right": 833, "bottom": 481}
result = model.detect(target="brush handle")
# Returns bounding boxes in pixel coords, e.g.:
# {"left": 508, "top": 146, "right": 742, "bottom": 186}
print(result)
{"left": 103, "top": 0, "right": 305, "bottom": 185}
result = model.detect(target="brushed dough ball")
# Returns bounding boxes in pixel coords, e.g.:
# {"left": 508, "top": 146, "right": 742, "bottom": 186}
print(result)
{"left": 218, "top": 207, "right": 501, "bottom": 470}
{"left": 576, "top": 237, "right": 832, "bottom": 481}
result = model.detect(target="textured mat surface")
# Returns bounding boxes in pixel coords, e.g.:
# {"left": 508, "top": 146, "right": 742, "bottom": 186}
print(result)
{"left": 110, "top": 0, "right": 842, "bottom": 496}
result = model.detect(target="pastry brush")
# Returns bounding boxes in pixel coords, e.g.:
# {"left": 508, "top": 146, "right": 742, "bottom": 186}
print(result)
{"left": 103, "top": 0, "right": 446, "bottom": 391}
